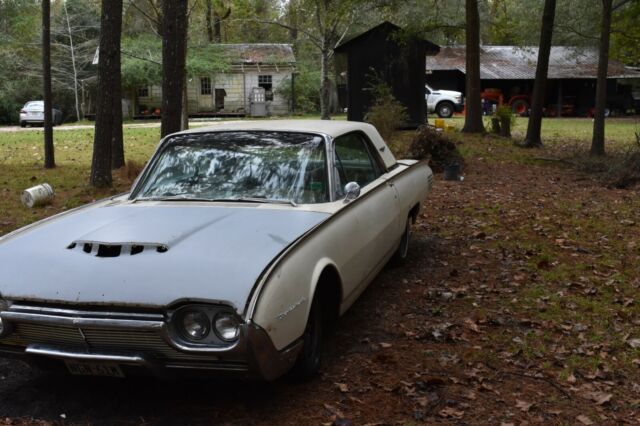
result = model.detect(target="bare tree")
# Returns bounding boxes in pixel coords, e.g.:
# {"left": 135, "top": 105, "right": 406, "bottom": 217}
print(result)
{"left": 62, "top": 0, "right": 80, "bottom": 121}
{"left": 591, "top": 0, "right": 632, "bottom": 156}
{"left": 91, "top": 0, "right": 123, "bottom": 186}
{"left": 42, "top": 0, "right": 55, "bottom": 168}
{"left": 161, "top": 0, "right": 188, "bottom": 137}
{"left": 462, "top": 0, "right": 484, "bottom": 133}
{"left": 206, "top": 1, "right": 231, "bottom": 43}
{"left": 522, "top": 0, "right": 557, "bottom": 148}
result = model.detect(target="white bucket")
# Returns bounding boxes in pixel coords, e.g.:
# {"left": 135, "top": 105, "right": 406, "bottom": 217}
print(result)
{"left": 21, "top": 183, "right": 54, "bottom": 208}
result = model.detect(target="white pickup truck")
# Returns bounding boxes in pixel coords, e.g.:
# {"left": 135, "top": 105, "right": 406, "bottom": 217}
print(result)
{"left": 425, "top": 84, "right": 464, "bottom": 118}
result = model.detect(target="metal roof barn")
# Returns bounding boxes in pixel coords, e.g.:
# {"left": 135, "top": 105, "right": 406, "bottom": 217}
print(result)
{"left": 426, "top": 46, "right": 640, "bottom": 80}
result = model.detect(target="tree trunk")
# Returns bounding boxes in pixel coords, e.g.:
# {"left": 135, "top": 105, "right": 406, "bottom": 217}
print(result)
{"left": 213, "top": 12, "right": 222, "bottom": 42}
{"left": 462, "top": 0, "right": 485, "bottom": 133}
{"left": 181, "top": 73, "right": 189, "bottom": 130}
{"left": 206, "top": 1, "right": 213, "bottom": 42}
{"left": 161, "top": 0, "right": 188, "bottom": 138}
{"left": 591, "top": 0, "right": 613, "bottom": 156}
{"left": 42, "top": 0, "right": 55, "bottom": 169}
{"left": 91, "top": 0, "right": 123, "bottom": 187}
{"left": 523, "top": 0, "right": 557, "bottom": 148}
{"left": 320, "top": 47, "right": 330, "bottom": 120}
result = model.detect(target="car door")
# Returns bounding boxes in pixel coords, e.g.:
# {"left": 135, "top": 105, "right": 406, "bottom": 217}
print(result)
{"left": 332, "top": 132, "right": 401, "bottom": 301}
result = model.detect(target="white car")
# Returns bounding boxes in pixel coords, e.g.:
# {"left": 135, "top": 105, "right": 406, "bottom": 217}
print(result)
{"left": 0, "top": 120, "right": 433, "bottom": 380}
{"left": 425, "top": 84, "right": 464, "bottom": 118}
{"left": 19, "top": 101, "right": 63, "bottom": 127}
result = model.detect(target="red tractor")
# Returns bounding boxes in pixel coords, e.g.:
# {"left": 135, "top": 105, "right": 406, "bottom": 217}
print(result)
{"left": 481, "top": 88, "right": 531, "bottom": 116}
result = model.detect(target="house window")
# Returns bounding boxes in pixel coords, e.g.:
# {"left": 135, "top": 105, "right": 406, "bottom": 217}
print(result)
{"left": 258, "top": 75, "right": 273, "bottom": 101}
{"left": 201, "top": 77, "right": 212, "bottom": 95}
{"left": 137, "top": 86, "right": 149, "bottom": 97}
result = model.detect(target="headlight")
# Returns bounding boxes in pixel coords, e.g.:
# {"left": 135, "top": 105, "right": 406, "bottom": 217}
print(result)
{"left": 213, "top": 312, "right": 240, "bottom": 341}
{"left": 180, "top": 309, "right": 210, "bottom": 340}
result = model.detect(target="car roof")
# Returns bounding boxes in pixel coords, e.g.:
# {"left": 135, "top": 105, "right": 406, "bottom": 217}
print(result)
{"left": 170, "top": 120, "right": 397, "bottom": 169}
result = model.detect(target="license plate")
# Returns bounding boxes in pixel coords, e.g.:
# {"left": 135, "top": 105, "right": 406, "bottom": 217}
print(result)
{"left": 65, "top": 361, "right": 124, "bottom": 377}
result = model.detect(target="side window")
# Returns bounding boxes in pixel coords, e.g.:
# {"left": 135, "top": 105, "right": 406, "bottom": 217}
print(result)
{"left": 201, "top": 77, "right": 212, "bottom": 95}
{"left": 333, "top": 133, "right": 382, "bottom": 197}
{"left": 258, "top": 75, "right": 273, "bottom": 101}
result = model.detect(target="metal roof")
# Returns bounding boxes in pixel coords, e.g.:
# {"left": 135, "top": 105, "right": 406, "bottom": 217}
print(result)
{"left": 426, "top": 46, "right": 640, "bottom": 80}
{"left": 214, "top": 43, "right": 296, "bottom": 65}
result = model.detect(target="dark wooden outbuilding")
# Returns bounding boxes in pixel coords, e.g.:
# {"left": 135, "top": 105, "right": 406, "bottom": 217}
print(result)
{"left": 335, "top": 22, "right": 440, "bottom": 127}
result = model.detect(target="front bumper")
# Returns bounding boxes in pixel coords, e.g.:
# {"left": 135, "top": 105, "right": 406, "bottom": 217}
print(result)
{"left": 0, "top": 304, "right": 301, "bottom": 380}
{"left": 454, "top": 102, "right": 465, "bottom": 112}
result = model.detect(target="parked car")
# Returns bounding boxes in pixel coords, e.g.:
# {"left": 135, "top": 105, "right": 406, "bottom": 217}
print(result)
{"left": 425, "top": 84, "right": 464, "bottom": 118}
{"left": 0, "top": 120, "right": 433, "bottom": 380}
{"left": 19, "top": 101, "right": 63, "bottom": 127}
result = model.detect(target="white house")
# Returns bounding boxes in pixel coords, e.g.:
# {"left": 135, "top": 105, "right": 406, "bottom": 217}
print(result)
{"left": 132, "top": 44, "right": 296, "bottom": 118}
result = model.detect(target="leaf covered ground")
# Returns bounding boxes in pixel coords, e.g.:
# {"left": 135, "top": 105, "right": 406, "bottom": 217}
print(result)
{"left": 0, "top": 119, "right": 639, "bottom": 424}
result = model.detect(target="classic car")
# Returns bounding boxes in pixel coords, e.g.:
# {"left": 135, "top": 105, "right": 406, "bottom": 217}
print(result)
{"left": 0, "top": 120, "right": 433, "bottom": 380}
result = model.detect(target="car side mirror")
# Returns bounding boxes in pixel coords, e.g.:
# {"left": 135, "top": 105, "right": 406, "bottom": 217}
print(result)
{"left": 343, "top": 181, "right": 360, "bottom": 203}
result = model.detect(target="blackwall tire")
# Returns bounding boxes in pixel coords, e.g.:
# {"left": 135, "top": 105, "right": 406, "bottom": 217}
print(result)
{"left": 437, "top": 102, "right": 454, "bottom": 118}
{"left": 390, "top": 218, "right": 411, "bottom": 267}
{"left": 291, "top": 299, "right": 323, "bottom": 380}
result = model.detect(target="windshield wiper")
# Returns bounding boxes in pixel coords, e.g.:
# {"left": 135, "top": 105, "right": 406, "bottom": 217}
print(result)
{"left": 136, "top": 195, "right": 214, "bottom": 202}
{"left": 236, "top": 197, "right": 298, "bottom": 207}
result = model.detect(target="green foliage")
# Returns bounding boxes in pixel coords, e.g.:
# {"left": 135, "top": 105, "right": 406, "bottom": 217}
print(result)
{"left": 0, "top": 93, "right": 20, "bottom": 125}
{"left": 611, "top": 1, "right": 640, "bottom": 66}
{"left": 277, "top": 57, "right": 321, "bottom": 113}
{"left": 121, "top": 36, "right": 162, "bottom": 88}
{"left": 364, "top": 75, "right": 408, "bottom": 139}
{"left": 186, "top": 45, "right": 232, "bottom": 76}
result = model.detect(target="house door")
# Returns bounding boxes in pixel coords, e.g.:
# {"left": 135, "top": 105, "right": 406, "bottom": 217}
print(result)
{"left": 199, "top": 77, "right": 214, "bottom": 112}
{"left": 215, "top": 89, "right": 226, "bottom": 111}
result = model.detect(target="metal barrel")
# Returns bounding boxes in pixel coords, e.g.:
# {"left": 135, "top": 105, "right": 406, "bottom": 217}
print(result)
{"left": 21, "top": 183, "right": 54, "bottom": 208}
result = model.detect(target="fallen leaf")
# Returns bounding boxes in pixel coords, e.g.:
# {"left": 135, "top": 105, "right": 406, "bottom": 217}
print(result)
{"left": 439, "top": 407, "right": 464, "bottom": 419}
{"left": 627, "top": 338, "right": 640, "bottom": 349}
{"left": 576, "top": 414, "right": 594, "bottom": 425}
{"left": 335, "top": 383, "right": 349, "bottom": 393}
{"left": 379, "top": 342, "right": 392, "bottom": 349}
{"left": 516, "top": 399, "right": 534, "bottom": 412}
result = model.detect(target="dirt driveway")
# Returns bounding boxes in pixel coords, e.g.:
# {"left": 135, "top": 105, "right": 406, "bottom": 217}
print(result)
{"left": 0, "top": 139, "right": 639, "bottom": 425}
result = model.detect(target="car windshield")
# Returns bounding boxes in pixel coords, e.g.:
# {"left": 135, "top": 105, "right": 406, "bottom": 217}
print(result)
{"left": 134, "top": 131, "right": 329, "bottom": 204}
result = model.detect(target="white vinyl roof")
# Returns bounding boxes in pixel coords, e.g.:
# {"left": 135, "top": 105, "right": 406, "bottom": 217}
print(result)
{"left": 172, "top": 120, "right": 398, "bottom": 169}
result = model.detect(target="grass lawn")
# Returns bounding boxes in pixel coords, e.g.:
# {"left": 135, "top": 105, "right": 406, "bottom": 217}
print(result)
{"left": 439, "top": 115, "right": 640, "bottom": 149}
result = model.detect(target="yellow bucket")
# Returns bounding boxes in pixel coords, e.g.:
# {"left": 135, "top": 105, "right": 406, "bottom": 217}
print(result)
{"left": 434, "top": 118, "right": 445, "bottom": 129}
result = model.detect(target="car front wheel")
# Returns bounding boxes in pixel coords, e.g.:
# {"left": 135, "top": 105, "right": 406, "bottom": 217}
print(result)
{"left": 291, "top": 298, "right": 323, "bottom": 380}
{"left": 437, "top": 101, "right": 454, "bottom": 118}
{"left": 20, "top": 122, "right": 26, "bottom": 128}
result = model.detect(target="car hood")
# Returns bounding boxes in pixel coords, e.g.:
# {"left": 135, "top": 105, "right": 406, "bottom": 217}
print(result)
{"left": 0, "top": 202, "right": 329, "bottom": 314}
{"left": 431, "top": 89, "right": 462, "bottom": 97}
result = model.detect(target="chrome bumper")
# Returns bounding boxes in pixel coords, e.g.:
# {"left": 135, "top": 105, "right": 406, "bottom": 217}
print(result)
{"left": 0, "top": 305, "right": 301, "bottom": 380}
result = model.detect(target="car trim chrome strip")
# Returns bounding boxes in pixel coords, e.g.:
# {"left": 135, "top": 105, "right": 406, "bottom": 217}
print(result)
{"left": 25, "top": 344, "right": 147, "bottom": 365}
{"left": 8, "top": 304, "right": 164, "bottom": 321}
{"left": 0, "top": 311, "right": 164, "bottom": 330}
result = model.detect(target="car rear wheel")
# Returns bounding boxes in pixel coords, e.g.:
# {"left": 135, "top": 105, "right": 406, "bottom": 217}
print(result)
{"left": 511, "top": 99, "right": 529, "bottom": 116}
{"left": 436, "top": 101, "right": 454, "bottom": 118}
{"left": 390, "top": 217, "right": 411, "bottom": 267}
{"left": 20, "top": 121, "right": 26, "bottom": 128}
{"left": 291, "top": 298, "right": 323, "bottom": 380}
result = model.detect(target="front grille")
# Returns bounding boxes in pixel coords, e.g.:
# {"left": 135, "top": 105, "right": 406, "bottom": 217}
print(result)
{"left": 2, "top": 322, "right": 220, "bottom": 362}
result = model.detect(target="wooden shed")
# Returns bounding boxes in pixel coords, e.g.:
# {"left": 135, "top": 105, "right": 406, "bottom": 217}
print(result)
{"left": 334, "top": 22, "right": 440, "bottom": 127}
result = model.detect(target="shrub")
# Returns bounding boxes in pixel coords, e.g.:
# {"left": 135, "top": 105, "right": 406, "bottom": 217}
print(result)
{"left": 608, "top": 131, "right": 640, "bottom": 188}
{"left": 407, "top": 125, "right": 464, "bottom": 172}
{"left": 364, "top": 79, "right": 408, "bottom": 140}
